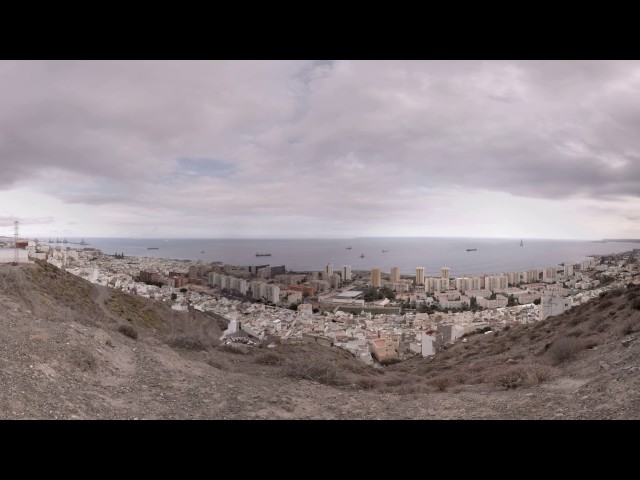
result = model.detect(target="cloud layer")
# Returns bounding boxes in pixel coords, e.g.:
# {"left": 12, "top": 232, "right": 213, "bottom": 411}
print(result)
{"left": 1, "top": 60, "right": 639, "bottom": 239}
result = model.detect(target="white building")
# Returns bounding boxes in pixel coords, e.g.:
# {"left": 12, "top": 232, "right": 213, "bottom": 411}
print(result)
{"left": 415, "top": 266, "right": 425, "bottom": 286}
{"left": 540, "top": 292, "right": 572, "bottom": 320}
{"left": 563, "top": 264, "right": 574, "bottom": 277}
{"left": 325, "top": 263, "right": 334, "bottom": 277}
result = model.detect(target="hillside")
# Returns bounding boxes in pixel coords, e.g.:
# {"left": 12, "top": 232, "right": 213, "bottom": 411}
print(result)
{"left": 0, "top": 261, "right": 639, "bottom": 419}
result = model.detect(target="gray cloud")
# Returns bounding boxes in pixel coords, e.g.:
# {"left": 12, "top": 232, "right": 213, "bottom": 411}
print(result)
{"left": 0, "top": 216, "right": 54, "bottom": 227}
{"left": 2, "top": 60, "right": 640, "bottom": 237}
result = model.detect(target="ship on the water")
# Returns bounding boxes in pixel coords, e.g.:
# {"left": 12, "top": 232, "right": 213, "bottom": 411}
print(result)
{"left": 147, "top": 247, "right": 160, "bottom": 250}
{"left": 256, "top": 253, "right": 272, "bottom": 256}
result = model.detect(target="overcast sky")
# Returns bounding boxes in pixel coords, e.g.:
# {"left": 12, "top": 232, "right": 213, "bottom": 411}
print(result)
{"left": 1, "top": 60, "right": 639, "bottom": 240}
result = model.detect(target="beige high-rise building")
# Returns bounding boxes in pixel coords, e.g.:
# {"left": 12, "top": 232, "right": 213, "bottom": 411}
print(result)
{"left": 342, "top": 265, "right": 352, "bottom": 281}
{"left": 325, "top": 263, "right": 334, "bottom": 277}
{"left": 441, "top": 267, "right": 450, "bottom": 280}
{"left": 563, "top": 264, "right": 574, "bottom": 277}
{"left": 371, "top": 268, "right": 381, "bottom": 288}
{"left": 441, "top": 267, "right": 450, "bottom": 289}
{"left": 390, "top": 267, "right": 400, "bottom": 283}
{"left": 543, "top": 267, "right": 557, "bottom": 282}
{"left": 416, "top": 266, "right": 425, "bottom": 286}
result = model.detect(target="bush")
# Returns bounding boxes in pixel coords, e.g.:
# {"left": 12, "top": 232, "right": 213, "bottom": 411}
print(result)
{"left": 283, "top": 358, "right": 345, "bottom": 386}
{"left": 429, "top": 376, "right": 452, "bottom": 392}
{"left": 117, "top": 324, "right": 138, "bottom": 339}
{"left": 633, "top": 299, "right": 640, "bottom": 310}
{"left": 597, "top": 300, "right": 613, "bottom": 310}
{"left": 356, "top": 378, "right": 379, "bottom": 390}
{"left": 547, "top": 337, "right": 584, "bottom": 365}
{"left": 255, "top": 352, "right": 285, "bottom": 365}
{"left": 492, "top": 364, "right": 555, "bottom": 389}
{"left": 620, "top": 321, "right": 638, "bottom": 336}
{"left": 218, "top": 344, "right": 247, "bottom": 354}
{"left": 167, "top": 335, "right": 209, "bottom": 351}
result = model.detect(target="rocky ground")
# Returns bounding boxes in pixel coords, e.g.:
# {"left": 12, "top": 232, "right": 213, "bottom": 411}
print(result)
{"left": 0, "top": 261, "right": 638, "bottom": 419}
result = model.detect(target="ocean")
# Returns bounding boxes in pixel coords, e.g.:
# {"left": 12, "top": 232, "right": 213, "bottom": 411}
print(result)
{"left": 59, "top": 237, "right": 639, "bottom": 277}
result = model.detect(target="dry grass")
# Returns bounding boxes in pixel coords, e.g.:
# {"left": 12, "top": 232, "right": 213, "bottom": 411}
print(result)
{"left": 105, "top": 290, "right": 163, "bottom": 329}
{"left": 283, "top": 357, "right": 346, "bottom": 386}
{"left": 167, "top": 334, "right": 210, "bottom": 351}
{"left": 429, "top": 376, "right": 453, "bottom": 392}
{"left": 117, "top": 323, "right": 138, "bottom": 339}
{"left": 490, "top": 364, "right": 556, "bottom": 390}
{"left": 546, "top": 337, "right": 584, "bottom": 365}
{"left": 255, "top": 351, "right": 285, "bottom": 365}
{"left": 68, "top": 348, "right": 98, "bottom": 372}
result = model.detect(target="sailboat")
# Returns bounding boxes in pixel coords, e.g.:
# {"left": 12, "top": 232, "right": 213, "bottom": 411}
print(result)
{"left": 520, "top": 238, "right": 524, "bottom": 247}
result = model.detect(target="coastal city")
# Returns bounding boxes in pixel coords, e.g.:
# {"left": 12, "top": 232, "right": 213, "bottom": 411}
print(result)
{"left": 2, "top": 237, "right": 638, "bottom": 365}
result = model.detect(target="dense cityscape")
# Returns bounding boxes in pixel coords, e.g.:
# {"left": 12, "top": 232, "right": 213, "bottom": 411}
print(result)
{"left": 2, "top": 237, "right": 636, "bottom": 366}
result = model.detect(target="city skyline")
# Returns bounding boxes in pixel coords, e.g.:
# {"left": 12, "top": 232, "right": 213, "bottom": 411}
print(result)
{"left": 1, "top": 60, "right": 640, "bottom": 239}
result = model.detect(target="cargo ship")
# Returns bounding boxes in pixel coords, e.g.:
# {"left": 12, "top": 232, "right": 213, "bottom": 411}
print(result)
{"left": 255, "top": 253, "right": 272, "bottom": 256}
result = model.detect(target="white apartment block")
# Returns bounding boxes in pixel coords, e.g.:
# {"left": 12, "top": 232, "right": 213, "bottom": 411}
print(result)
{"left": 484, "top": 275, "right": 508, "bottom": 291}
{"left": 325, "top": 263, "right": 334, "bottom": 277}
{"left": 526, "top": 269, "right": 541, "bottom": 283}
{"left": 563, "top": 264, "right": 574, "bottom": 277}
{"left": 425, "top": 277, "right": 446, "bottom": 294}
{"left": 266, "top": 284, "right": 280, "bottom": 304}
{"left": 415, "top": 266, "right": 425, "bottom": 286}
{"left": 540, "top": 292, "right": 572, "bottom": 320}
{"left": 581, "top": 259, "right": 596, "bottom": 270}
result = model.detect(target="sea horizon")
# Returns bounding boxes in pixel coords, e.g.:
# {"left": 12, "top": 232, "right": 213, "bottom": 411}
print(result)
{"left": 36, "top": 236, "right": 640, "bottom": 277}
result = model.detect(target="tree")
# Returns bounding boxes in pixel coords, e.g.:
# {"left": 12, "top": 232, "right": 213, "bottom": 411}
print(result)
{"left": 533, "top": 298, "right": 541, "bottom": 305}
{"left": 180, "top": 288, "right": 188, "bottom": 293}
{"left": 507, "top": 294, "right": 517, "bottom": 307}
{"left": 470, "top": 297, "right": 478, "bottom": 309}
{"left": 489, "top": 291, "right": 497, "bottom": 300}
{"left": 171, "top": 293, "right": 177, "bottom": 301}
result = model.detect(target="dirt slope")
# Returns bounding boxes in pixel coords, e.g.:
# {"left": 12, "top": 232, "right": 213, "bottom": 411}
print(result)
{"left": 0, "top": 262, "right": 638, "bottom": 419}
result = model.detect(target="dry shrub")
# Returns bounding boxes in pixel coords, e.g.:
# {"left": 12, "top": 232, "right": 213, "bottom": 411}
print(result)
{"left": 597, "top": 300, "right": 613, "bottom": 311}
{"left": 167, "top": 335, "right": 209, "bottom": 351}
{"left": 357, "top": 377, "right": 379, "bottom": 390}
{"left": 394, "top": 382, "right": 428, "bottom": 395}
{"left": 218, "top": 343, "right": 247, "bottom": 354}
{"left": 384, "top": 377, "right": 404, "bottom": 387}
{"left": 617, "top": 303, "right": 627, "bottom": 311}
{"left": 582, "top": 334, "right": 600, "bottom": 349}
{"left": 283, "top": 358, "right": 346, "bottom": 386}
{"left": 620, "top": 320, "right": 639, "bottom": 336}
{"left": 596, "top": 322, "right": 610, "bottom": 333}
{"left": 547, "top": 337, "right": 584, "bottom": 365}
{"left": 632, "top": 299, "right": 640, "bottom": 310}
{"left": 491, "top": 364, "right": 556, "bottom": 389}
{"left": 70, "top": 348, "right": 97, "bottom": 372}
{"left": 207, "top": 357, "right": 227, "bottom": 370}
{"left": 606, "top": 288, "right": 624, "bottom": 299}
{"left": 255, "top": 351, "right": 285, "bottom": 365}
{"left": 429, "top": 376, "right": 452, "bottom": 392}
{"left": 567, "top": 328, "right": 583, "bottom": 338}
{"left": 117, "top": 323, "right": 138, "bottom": 340}
{"left": 627, "top": 291, "right": 638, "bottom": 301}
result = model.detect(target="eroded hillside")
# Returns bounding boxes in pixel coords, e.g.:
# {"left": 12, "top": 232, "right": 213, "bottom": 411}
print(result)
{"left": 0, "top": 262, "right": 638, "bottom": 419}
